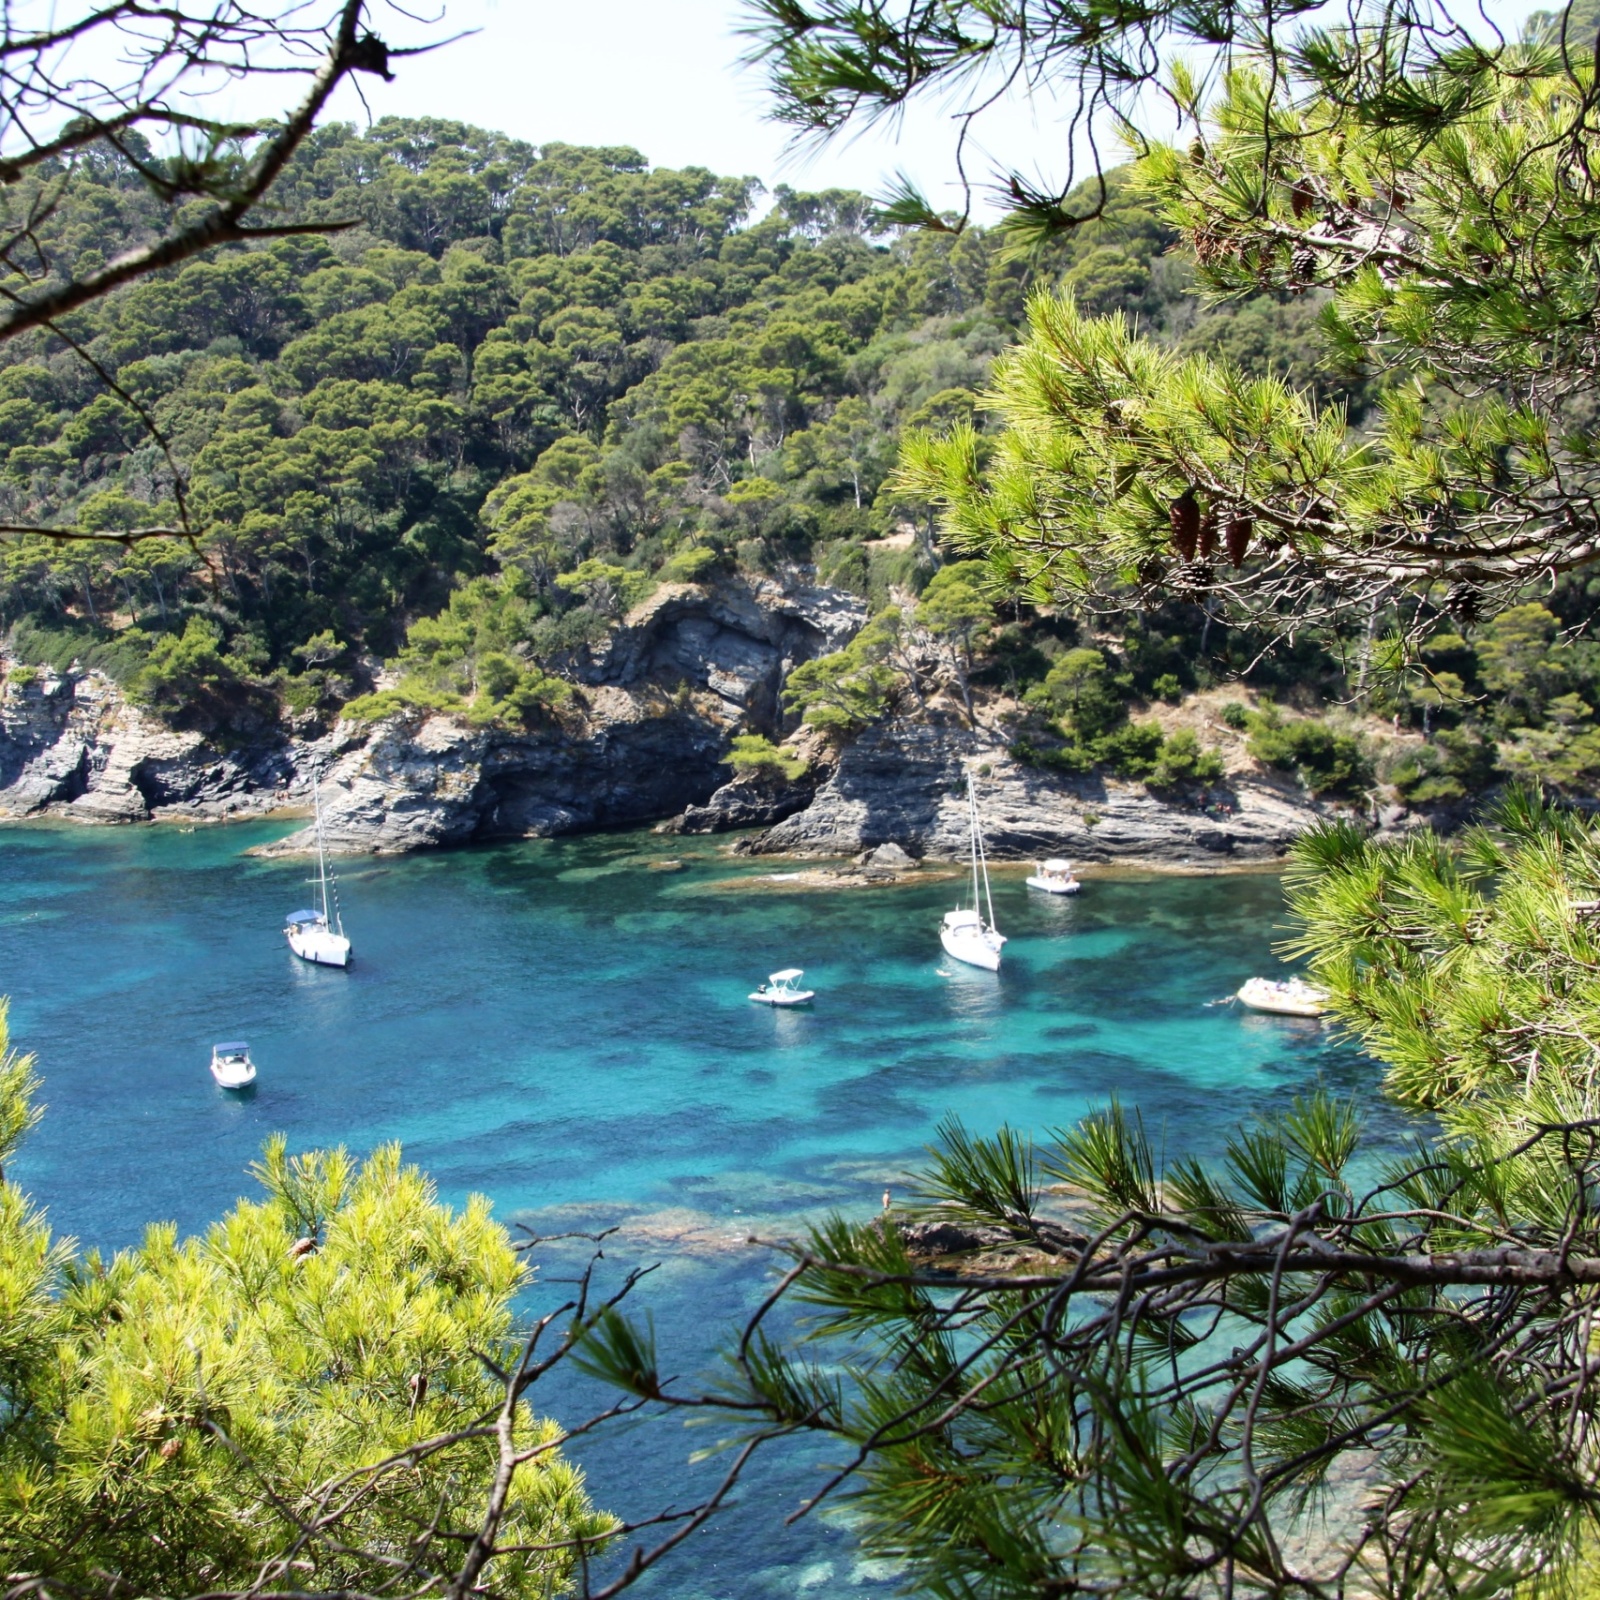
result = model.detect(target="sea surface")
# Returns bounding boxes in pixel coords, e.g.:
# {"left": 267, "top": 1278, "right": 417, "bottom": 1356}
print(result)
{"left": 0, "top": 820, "right": 1412, "bottom": 1598}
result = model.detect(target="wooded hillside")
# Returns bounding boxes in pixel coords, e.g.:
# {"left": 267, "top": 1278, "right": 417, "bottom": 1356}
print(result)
{"left": 0, "top": 118, "right": 1595, "bottom": 802}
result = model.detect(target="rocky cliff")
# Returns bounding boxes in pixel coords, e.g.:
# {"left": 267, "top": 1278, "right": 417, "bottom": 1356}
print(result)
{"left": 1, "top": 573, "right": 1357, "bottom": 865}
{"left": 0, "top": 575, "right": 869, "bottom": 853}
{"left": 690, "top": 718, "right": 1327, "bottom": 866}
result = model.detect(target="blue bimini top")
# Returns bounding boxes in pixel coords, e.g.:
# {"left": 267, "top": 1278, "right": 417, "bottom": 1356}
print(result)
{"left": 285, "top": 909, "right": 322, "bottom": 925}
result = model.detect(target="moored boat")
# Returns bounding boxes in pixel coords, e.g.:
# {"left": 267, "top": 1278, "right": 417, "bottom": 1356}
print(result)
{"left": 286, "top": 775, "right": 351, "bottom": 968}
{"left": 941, "top": 773, "right": 1007, "bottom": 972}
{"left": 1026, "top": 858, "right": 1081, "bottom": 895}
{"left": 1237, "top": 976, "right": 1328, "bottom": 1017}
{"left": 210, "top": 1041, "right": 257, "bottom": 1089}
{"left": 749, "top": 968, "right": 815, "bottom": 1006}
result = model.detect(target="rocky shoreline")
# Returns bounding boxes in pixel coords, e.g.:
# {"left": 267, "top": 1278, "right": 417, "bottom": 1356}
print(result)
{"left": 0, "top": 573, "right": 1356, "bottom": 868}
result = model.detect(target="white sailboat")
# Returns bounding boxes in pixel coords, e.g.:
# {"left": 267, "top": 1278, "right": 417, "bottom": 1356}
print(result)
{"left": 285, "top": 776, "right": 351, "bottom": 968}
{"left": 941, "top": 772, "right": 1007, "bottom": 972}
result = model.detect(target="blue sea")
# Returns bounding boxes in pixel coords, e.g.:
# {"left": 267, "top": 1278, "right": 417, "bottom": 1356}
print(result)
{"left": 0, "top": 820, "right": 1408, "bottom": 1597}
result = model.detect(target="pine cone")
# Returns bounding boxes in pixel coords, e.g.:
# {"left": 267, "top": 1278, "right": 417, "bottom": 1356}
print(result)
{"left": 1169, "top": 488, "right": 1200, "bottom": 560}
{"left": 1446, "top": 582, "right": 1481, "bottom": 623}
{"left": 1291, "top": 246, "right": 1317, "bottom": 284}
{"left": 1290, "top": 179, "right": 1316, "bottom": 218}
{"left": 1225, "top": 516, "right": 1253, "bottom": 567}
{"left": 1198, "top": 511, "right": 1219, "bottom": 559}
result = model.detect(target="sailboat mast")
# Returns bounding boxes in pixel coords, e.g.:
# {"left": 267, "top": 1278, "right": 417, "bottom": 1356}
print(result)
{"left": 967, "top": 773, "right": 981, "bottom": 912}
{"left": 313, "top": 775, "right": 331, "bottom": 927}
{"left": 972, "top": 775, "right": 998, "bottom": 932}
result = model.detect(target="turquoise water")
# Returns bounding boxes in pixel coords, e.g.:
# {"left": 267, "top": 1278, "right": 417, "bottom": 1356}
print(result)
{"left": 0, "top": 820, "right": 1405, "bottom": 1597}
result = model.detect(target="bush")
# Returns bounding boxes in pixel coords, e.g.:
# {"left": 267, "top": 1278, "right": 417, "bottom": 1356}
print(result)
{"left": 818, "top": 539, "right": 869, "bottom": 595}
{"left": 343, "top": 679, "right": 466, "bottom": 721}
{"left": 660, "top": 545, "right": 723, "bottom": 584}
{"left": 1220, "top": 701, "right": 1250, "bottom": 730}
{"left": 1151, "top": 673, "right": 1184, "bottom": 703}
{"left": 9, "top": 616, "right": 152, "bottom": 683}
{"left": 1149, "top": 727, "right": 1226, "bottom": 787}
{"left": 722, "top": 733, "right": 809, "bottom": 782}
{"left": 1248, "top": 715, "right": 1371, "bottom": 796}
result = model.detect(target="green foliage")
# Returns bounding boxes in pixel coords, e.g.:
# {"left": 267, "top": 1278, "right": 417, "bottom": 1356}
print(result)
{"left": 783, "top": 609, "right": 905, "bottom": 733}
{"left": 1247, "top": 709, "right": 1371, "bottom": 796}
{"left": 1282, "top": 788, "right": 1600, "bottom": 1112}
{"left": 129, "top": 617, "right": 257, "bottom": 723}
{"left": 0, "top": 1033, "right": 612, "bottom": 1593}
{"left": 1032, "top": 646, "right": 1127, "bottom": 739}
{"left": 722, "top": 732, "right": 809, "bottom": 782}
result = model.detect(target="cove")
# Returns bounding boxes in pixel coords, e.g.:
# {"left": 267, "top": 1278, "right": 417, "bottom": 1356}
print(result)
{"left": 0, "top": 820, "right": 1410, "bottom": 1598}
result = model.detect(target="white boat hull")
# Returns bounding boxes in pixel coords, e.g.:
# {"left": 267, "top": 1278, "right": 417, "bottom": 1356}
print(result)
{"left": 749, "top": 989, "right": 815, "bottom": 1006}
{"left": 287, "top": 924, "right": 351, "bottom": 967}
{"left": 1237, "top": 977, "right": 1328, "bottom": 1017}
{"left": 1026, "top": 875, "right": 1080, "bottom": 895}
{"left": 210, "top": 1058, "right": 256, "bottom": 1089}
{"left": 941, "top": 924, "right": 1006, "bottom": 972}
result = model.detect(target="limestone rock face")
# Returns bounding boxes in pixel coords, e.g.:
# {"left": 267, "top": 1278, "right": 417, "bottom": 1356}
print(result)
{"left": 278, "top": 692, "right": 731, "bottom": 856}
{"left": 749, "top": 720, "right": 1326, "bottom": 865}
{"left": 0, "top": 577, "right": 867, "bottom": 851}
{"left": 669, "top": 764, "right": 820, "bottom": 835}
{"left": 261, "top": 576, "right": 867, "bottom": 855}
{"left": 0, "top": 670, "right": 290, "bottom": 823}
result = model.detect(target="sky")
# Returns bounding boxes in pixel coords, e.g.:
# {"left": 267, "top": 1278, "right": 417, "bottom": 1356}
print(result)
{"left": 328, "top": 0, "right": 1068, "bottom": 220}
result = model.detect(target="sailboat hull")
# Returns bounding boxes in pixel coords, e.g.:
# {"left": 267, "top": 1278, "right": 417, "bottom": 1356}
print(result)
{"left": 941, "top": 924, "right": 1005, "bottom": 972}
{"left": 287, "top": 924, "right": 351, "bottom": 967}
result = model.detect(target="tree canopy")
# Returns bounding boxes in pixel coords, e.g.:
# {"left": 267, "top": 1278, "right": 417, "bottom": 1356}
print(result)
{"left": 752, "top": 0, "right": 1600, "bottom": 629}
{"left": 0, "top": 1002, "right": 615, "bottom": 1596}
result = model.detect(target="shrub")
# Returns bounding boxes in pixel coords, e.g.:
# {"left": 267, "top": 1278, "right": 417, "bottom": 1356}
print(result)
{"left": 660, "top": 545, "right": 722, "bottom": 584}
{"left": 1248, "top": 715, "right": 1371, "bottom": 797}
{"left": 1149, "top": 727, "right": 1226, "bottom": 787}
{"left": 343, "top": 679, "right": 466, "bottom": 722}
{"left": 1151, "top": 673, "right": 1184, "bottom": 703}
{"left": 9, "top": 616, "right": 152, "bottom": 683}
{"left": 1220, "top": 701, "right": 1250, "bottom": 730}
{"left": 723, "top": 733, "right": 808, "bottom": 783}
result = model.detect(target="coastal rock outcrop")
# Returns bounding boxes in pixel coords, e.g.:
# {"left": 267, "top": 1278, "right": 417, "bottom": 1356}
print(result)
{"left": 0, "top": 668, "right": 292, "bottom": 823}
{"left": 0, "top": 576, "right": 1350, "bottom": 866}
{"left": 0, "top": 577, "right": 870, "bottom": 850}
{"left": 739, "top": 720, "right": 1326, "bottom": 865}
{"left": 265, "top": 576, "right": 870, "bottom": 855}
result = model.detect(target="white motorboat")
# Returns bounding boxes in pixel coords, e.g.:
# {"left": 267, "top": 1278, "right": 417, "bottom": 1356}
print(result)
{"left": 750, "top": 968, "right": 815, "bottom": 1006}
{"left": 1237, "top": 976, "right": 1329, "bottom": 1017}
{"left": 210, "top": 1041, "right": 257, "bottom": 1090}
{"left": 941, "top": 772, "right": 1007, "bottom": 972}
{"left": 285, "top": 775, "right": 351, "bottom": 968}
{"left": 1026, "top": 858, "right": 1081, "bottom": 895}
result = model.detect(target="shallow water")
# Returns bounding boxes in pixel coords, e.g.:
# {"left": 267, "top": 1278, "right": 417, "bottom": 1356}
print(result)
{"left": 0, "top": 820, "right": 1407, "bottom": 1597}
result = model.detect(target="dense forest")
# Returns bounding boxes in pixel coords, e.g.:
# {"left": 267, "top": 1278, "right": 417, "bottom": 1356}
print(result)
{"left": 0, "top": 116, "right": 1595, "bottom": 804}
